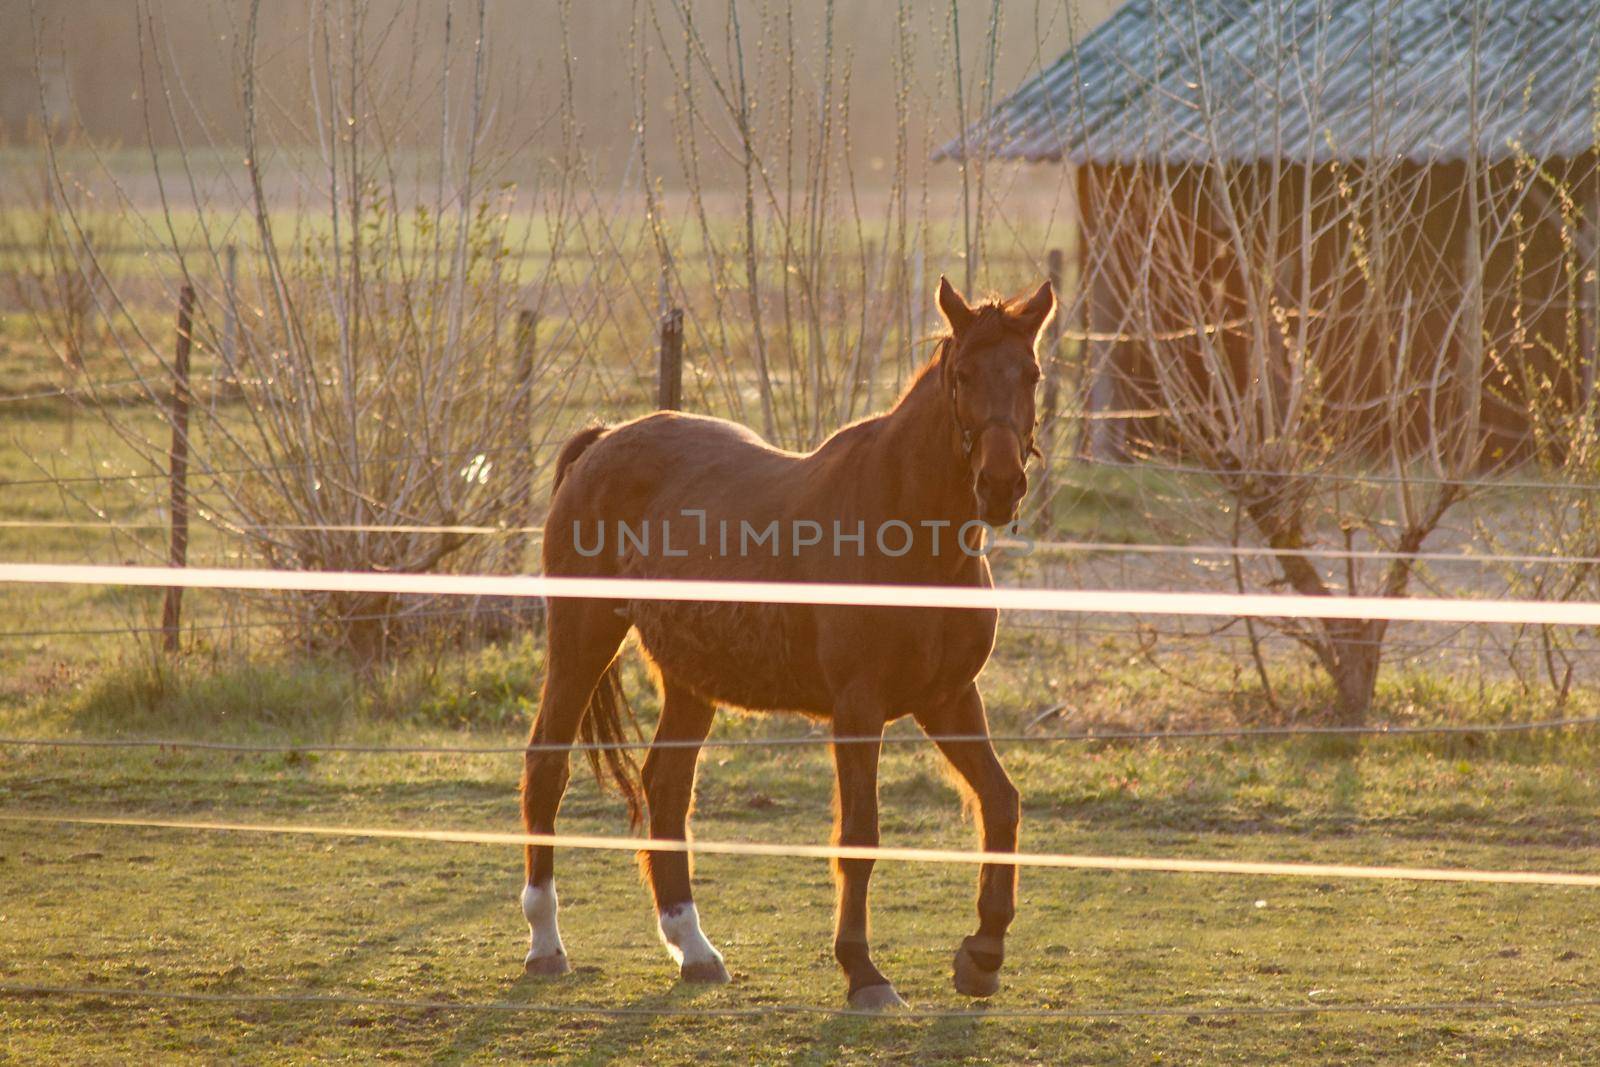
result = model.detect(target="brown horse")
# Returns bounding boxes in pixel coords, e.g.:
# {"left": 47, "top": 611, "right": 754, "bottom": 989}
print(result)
{"left": 519, "top": 277, "right": 1053, "bottom": 1008}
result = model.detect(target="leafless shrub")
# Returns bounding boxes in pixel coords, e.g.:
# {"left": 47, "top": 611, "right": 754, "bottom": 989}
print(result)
{"left": 30, "top": 0, "right": 596, "bottom": 657}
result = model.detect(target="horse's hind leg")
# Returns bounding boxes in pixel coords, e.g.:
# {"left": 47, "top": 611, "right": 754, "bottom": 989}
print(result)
{"left": 519, "top": 597, "right": 630, "bottom": 975}
{"left": 640, "top": 677, "right": 728, "bottom": 983}
{"left": 917, "top": 683, "right": 1020, "bottom": 998}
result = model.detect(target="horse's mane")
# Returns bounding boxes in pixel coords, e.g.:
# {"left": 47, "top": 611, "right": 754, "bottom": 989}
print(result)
{"left": 809, "top": 298, "right": 1031, "bottom": 453}
{"left": 896, "top": 299, "right": 1021, "bottom": 405}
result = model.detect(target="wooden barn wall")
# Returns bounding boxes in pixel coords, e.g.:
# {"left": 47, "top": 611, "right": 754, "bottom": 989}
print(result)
{"left": 1076, "top": 156, "right": 1600, "bottom": 465}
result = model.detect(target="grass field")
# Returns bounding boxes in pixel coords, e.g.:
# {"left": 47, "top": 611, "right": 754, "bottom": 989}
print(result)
{"left": 6, "top": 699, "right": 1600, "bottom": 1063}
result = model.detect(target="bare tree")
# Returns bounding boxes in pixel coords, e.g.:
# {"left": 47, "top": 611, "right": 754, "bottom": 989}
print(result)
{"left": 1053, "top": 0, "right": 1599, "bottom": 722}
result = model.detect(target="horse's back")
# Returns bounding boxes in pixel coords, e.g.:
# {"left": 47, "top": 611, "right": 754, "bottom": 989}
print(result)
{"left": 540, "top": 409, "right": 993, "bottom": 717}
{"left": 547, "top": 413, "right": 798, "bottom": 544}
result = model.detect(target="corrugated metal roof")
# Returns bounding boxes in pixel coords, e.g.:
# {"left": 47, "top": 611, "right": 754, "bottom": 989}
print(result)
{"left": 940, "top": 0, "right": 1600, "bottom": 165}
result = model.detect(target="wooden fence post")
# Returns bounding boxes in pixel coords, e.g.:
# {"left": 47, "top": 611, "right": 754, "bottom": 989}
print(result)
{"left": 162, "top": 285, "right": 195, "bottom": 653}
{"left": 658, "top": 307, "right": 684, "bottom": 411}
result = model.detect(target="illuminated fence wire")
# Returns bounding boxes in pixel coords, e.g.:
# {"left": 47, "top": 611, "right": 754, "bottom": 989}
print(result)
{"left": 7, "top": 811, "right": 1600, "bottom": 888}
{"left": 4, "top": 981, "right": 1599, "bottom": 1022}
{"left": 6, "top": 562, "right": 1600, "bottom": 627}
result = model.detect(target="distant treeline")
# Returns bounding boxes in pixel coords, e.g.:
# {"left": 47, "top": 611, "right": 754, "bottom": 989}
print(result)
{"left": 0, "top": 0, "right": 1113, "bottom": 184}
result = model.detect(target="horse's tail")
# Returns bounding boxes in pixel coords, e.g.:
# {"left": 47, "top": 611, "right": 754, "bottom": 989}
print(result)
{"left": 551, "top": 423, "right": 608, "bottom": 496}
{"left": 547, "top": 423, "right": 645, "bottom": 828}
{"left": 579, "top": 663, "right": 645, "bottom": 830}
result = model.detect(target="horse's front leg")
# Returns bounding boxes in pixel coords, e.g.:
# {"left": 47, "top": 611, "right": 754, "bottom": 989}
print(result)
{"left": 918, "top": 683, "right": 1020, "bottom": 998}
{"left": 830, "top": 701, "right": 905, "bottom": 1010}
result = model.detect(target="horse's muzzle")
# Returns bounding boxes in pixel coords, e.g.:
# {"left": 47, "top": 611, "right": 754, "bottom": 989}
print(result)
{"left": 971, "top": 423, "right": 1028, "bottom": 528}
{"left": 976, "top": 470, "right": 1027, "bottom": 527}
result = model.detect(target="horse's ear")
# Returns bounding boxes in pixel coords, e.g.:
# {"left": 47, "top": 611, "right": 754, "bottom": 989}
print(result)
{"left": 937, "top": 275, "right": 975, "bottom": 334}
{"left": 1009, "top": 280, "right": 1056, "bottom": 338}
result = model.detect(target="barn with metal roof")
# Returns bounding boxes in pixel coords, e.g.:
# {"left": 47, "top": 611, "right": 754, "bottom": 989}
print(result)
{"left": 946, "top": 0, "right": 1600, "bottom": 460}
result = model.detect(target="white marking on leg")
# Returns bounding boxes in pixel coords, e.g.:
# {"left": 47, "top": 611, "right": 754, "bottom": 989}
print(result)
{"left": 522, "top": 881, "right": 565, "bottom": 962}
{"left": 657, "top": 902, "right": 722, "bottom": 967}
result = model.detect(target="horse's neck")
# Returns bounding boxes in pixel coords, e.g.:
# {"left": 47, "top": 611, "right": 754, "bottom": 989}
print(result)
{"left": 874, "top": 363, "right": 974, "bottom": 525}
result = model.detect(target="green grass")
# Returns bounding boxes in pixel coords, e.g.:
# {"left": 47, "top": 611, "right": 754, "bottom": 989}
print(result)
{"left": 4, "top": 640, "right": 1600, "bottom": 1062}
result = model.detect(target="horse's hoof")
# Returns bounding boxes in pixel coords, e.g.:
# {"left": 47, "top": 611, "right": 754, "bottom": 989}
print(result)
{"left": 524, "top": 951, "right": 572, "bottom": 977}
{"left": 680, "top": 957, "right": 731, "bottom": 984}
{"left": 953, "top": 944, "right": 1002, "bottom": 998}
{"left": 847, "top": 983, "right": 909, "bottom": 1011}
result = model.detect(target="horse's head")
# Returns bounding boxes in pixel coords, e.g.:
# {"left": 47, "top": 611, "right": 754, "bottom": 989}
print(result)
{"left": 936, "top": 276, "right": 1055, "bottom": 527}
